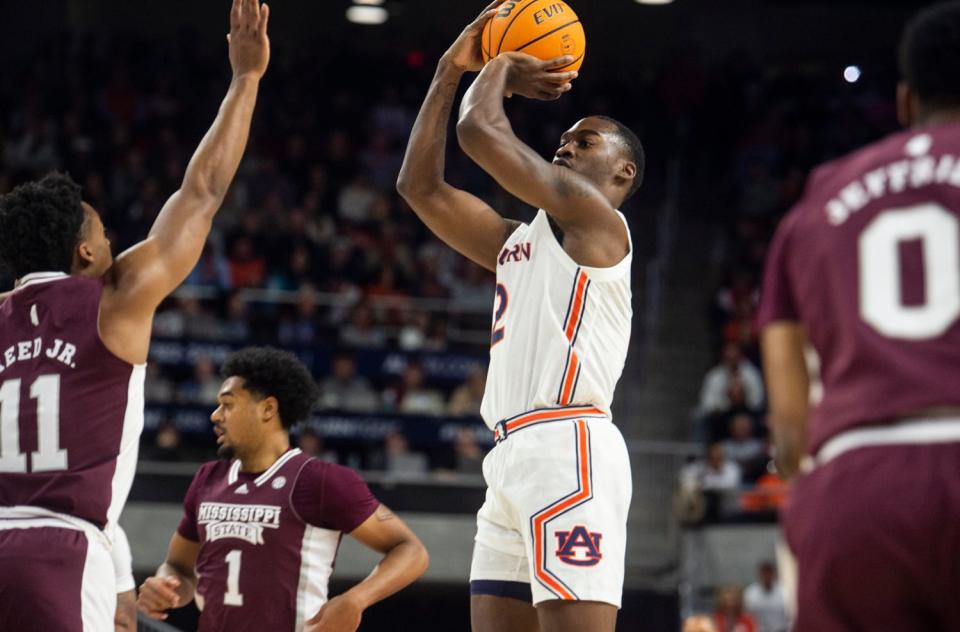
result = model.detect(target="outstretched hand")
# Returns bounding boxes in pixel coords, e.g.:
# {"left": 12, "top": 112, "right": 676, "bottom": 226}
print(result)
{"left": 499, "top": 52, "right": 578, "bottom": 101}
{"left": 228, "top": 0, "right": 271, "bottom": 79}
{"left": 443, "top": 0, "right": 505, "bottom": 72}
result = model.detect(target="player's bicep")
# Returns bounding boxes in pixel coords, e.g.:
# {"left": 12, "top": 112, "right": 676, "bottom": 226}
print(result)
{"left": 349, "top": 505, "right": 422, "bottom": 555}
{"left": 411, "top": 186, "right": 518, "bottom": 272}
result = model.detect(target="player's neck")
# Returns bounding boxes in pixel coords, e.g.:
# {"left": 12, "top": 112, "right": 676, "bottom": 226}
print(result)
{"left": 912, "top": 107, "right": 960, "bottom": 128}
{"left": 238, "top": 434, "right": 292, "bottom": 473}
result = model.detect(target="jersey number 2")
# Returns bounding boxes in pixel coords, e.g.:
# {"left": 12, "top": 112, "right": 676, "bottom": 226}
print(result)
{"left": 0, "top": 375, "right": 67, "bottom": 473}
{"left": 492, "top": 284, "right": 508, "bottom": 346}
{"left": 859, "top": 203, "right": 960, "bottom": 340}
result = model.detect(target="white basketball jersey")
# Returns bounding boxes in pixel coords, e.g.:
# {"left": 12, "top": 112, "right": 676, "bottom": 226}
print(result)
{"left": 480, "top": 210, "right": 633, "bottom": 429}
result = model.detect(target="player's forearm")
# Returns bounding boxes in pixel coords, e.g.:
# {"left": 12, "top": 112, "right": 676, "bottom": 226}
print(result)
{"left": 457, "top": 57, "right": 515, "bottom": 150}
{"left": 343, "top": 540, "right": 429, "bottom": 611}
{"left": 183, "top": 74, "right": 259, "bottom": 204}
{"left": 397, "top": 59, "right": 463, "bottom": 199}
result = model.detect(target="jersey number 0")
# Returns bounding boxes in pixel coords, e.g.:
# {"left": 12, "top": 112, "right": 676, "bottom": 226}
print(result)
{"left": 859, "top": 203, "right": 960, "bottom": 340}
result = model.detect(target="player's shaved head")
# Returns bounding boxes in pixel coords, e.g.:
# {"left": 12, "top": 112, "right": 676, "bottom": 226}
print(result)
{"left": 900, "top": 2, "right": 960, "bottom": 116}
{"left": 0, "top": 172, "right": 85, "bottom": 279}
{"left": 590, "top": 115, "right": 645, "bottom": 200}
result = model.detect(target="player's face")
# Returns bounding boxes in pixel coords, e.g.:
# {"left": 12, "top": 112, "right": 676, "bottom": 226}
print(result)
{"left": 553, "top": 117, "right": 625, "bottom": 185}
{"left": 79, "top": 203, "right": 113, "bottom": 275}
{"left": 210, "top": 376, "right": 263, "bottom": 460}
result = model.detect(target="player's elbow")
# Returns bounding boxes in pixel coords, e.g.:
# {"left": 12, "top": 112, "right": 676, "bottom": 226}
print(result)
{"left": 396, "top": 171, "right": 434, "bottom": 203}
{"left": 455, "top": 113, "right": 488, "bottom": 156}
{"left": 410, "top": 540, "right": 430, "bottom": 579}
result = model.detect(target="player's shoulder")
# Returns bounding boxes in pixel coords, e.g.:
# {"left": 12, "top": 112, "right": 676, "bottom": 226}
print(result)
{"left": 191, "top": 459, "right": 233, "bottom": 484}
{"left": 293, "top": 457, "right": 363, "bottom": 488}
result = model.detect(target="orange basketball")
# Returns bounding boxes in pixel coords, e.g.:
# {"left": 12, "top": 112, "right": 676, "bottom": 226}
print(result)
{"left": 481, "top": 0, "right": 585, "bottom": 73}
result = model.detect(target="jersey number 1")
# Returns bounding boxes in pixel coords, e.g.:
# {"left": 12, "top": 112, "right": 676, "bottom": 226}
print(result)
{"left": 0, "top": 375, "right": 67, "bottom": 473}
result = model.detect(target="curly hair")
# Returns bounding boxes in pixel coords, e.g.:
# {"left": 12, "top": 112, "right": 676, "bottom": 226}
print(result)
{"left": 592, "top": 115, "right": 645, "bottom": 202}
{"left": 221, "top": 347, "right": 320, "bottom": 428}
{"left": 0, "top": 172, "right": 86, "bottom": 279}
{"left": 900, "top": 2, "right": 960, "bottom": 111}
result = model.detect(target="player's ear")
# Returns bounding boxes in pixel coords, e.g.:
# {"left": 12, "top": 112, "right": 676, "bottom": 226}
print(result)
{"left": 896, "top": 82, "right": 914, "bottom": 128}
{"left": 616, "top": 159, "right": 637, "bottom": 188}
{"left": 259, "top": 395, "right": 279, "bottom": 424}
{"left": 74, "top": 238, "right": 96, "bottom": 270}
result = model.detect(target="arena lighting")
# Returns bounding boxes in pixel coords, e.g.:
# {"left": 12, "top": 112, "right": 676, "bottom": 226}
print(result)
{"left": 844, "top": 65, "right": 862, "bottom": 83}
{"left": 353, "top": 0, "right": 385, "bottom": 5}
{"left": 346, "top": 5, "right": 389, "bottom": 24}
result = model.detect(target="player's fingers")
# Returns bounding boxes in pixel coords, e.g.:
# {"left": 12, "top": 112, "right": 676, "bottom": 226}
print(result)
{"left": 258, "top": 3, "right": 270, "bottom": 38}
{"left": 244, "top": 0, "right": 259, "bottom": 31}
{"left": 230, "top": 0, "right": 242, "bottom": 31}
{"left": 542, "top": 55, "right": 574, "bottom": 70}
{"left": 481, "top": 0, "right": 505, "bottom": 16}
{"left": 543, "top": 70, "right": 578, "bottom": 84}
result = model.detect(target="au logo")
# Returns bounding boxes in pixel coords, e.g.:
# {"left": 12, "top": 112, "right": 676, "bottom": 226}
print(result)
{"left": 555, "top": 525, "right": 602, "bottom": 566}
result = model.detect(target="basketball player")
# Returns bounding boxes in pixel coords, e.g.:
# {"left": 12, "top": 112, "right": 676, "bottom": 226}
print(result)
{"left": 0, "top": 1, "right": 269, "bottom": 629}
{"left": 397, "top": 3, "right": 642, "bottom": 631}
{"left": 759, "top": 3, "right": 960, "bottom": 630}
{"left": 137, "top": 347, "right": 429, "bottom": 631}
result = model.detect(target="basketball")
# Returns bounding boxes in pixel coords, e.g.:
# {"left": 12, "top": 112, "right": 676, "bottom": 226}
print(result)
{"left": 482, "top": 0, "right": 585, "bottom": 73}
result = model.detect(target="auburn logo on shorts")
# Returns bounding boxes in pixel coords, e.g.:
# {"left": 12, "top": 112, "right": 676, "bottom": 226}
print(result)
{"left": 554, "top": 525, "right": 602, "bottom": 566}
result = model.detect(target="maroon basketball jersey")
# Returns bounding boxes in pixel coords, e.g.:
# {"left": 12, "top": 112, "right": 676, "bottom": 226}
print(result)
{"left": 0, "top": 272, "right": 143, "bottom": 529}
{"left": 178, "top": 449, "right": 379, "bottom": 632}
{"left": 759, "top": 121, "right": 960, "bottom": 455}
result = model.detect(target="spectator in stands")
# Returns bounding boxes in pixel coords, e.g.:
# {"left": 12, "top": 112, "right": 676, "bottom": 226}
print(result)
{"left": 712, "top": 585, "right": 757, "bottom": 632}
{"left": 144, "top": 363, "right": 175, "bottom": 405}
{"left": 295, "top": 427, "right": 338, "bottom": 464}
{"left": 318, "top": 351, "right": 380, "bottom": 413}
{"left": 398, "top": 310, "right": 431, "bottom": 351}
{"left": 453, "top": 428, "right": 484, "bottom": 476}
{"left": 698, "top": 342, "right": 765, "bottom": 440}
{"left": 228, "top": 235, "right": 267, "bottom": 288}
{"left": 340, "top": 303, "right": 388, "bottom": 349}
{"left": 176, "top": 356, "right": 222, "bottom": 406}
{"left": 180, "top": 297, "right": 221, "bottom": 340}
{"left": 743, "top": 561, "right": 789, "bottom": 632}
{"left": 683, "top": 616, "right": 718, "bottom": 632}
{"left": 142, "top": 420, "right": 183, "bottom": 462}
{"left": 682, "top": 442, "right": 742, "bottom": 492}
{"left": 447, "top": 367, "right": 486, "bottom": 417}
{"left": 370, "top": 430, "right": 429, "bottom": 479}
{"left": 721, "top": 414, "right": 767, "bottom": 481}
{"left": 185, "top": 243, "right": 232, "bottom": 290}
{"left": 390, "top": 362, "right": 445, "bottom": 416}
{"left": 278, "top": 284, "right": 320, "bottom": 346}
{"left": 218, "top": 291, "right": 251, "bottom": 342}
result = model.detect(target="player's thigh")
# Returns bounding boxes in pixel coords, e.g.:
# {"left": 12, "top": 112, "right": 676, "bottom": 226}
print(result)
{"left": 507, "top": 421, "right": 630, "bottom": 608}
{"left": 471, "top": 595, "right": 539, "bottom": 632}
{"left": 785, "top": 446, "right": 944, "bottom": 632}
{"left": 536, "top": 600, "right": 617, "bottom": 632}
{"left": 0, "top": 526, "right": 114, "bottom": 632}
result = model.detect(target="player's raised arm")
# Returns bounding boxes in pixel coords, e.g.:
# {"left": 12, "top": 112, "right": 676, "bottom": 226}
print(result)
{"left": 307, "top": 505, "right": 428, "bottom": 631}
{"left": 137, "top": 533, "right": 201, "bottom": 621}
{"left": 397, "top": 1, "right": 519, "bottom": 272}
{"left": 105, "top": 0, "right": 270, "bottom": 326}
{"left": 760, "top": 322, "right": 810, "bottom": 479}
{"left": 456, "top": 54, "right": 629, "bottom": 256}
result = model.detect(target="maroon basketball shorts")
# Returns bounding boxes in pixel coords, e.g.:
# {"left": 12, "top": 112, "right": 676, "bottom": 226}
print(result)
{"left": 784, "top": 435, "right": 960, "bottom": 632}
{"left": 0, "top": 516, "right": 115, "bottom": 631}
